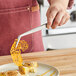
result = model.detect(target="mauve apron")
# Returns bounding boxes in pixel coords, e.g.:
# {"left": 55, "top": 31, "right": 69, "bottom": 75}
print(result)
{"left": 0, "top": 0, "right": 44, "bottom": 56}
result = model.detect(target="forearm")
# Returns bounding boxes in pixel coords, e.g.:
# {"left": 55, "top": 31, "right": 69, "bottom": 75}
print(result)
{"left": 48, "top": 0, "right": 69, "bottom": 9}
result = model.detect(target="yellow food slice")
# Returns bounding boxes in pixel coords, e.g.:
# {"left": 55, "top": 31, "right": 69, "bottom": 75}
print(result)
{"left": 11, "top": 50, "right": 23, "bottom": 66}
{"left": 5, "top": 70, "right": 18, "bottom": 76}
{"left": 23, "top": 62, "right": 38, "bottom": 73}
{"left": 23, "top": 62, "right": 38, "bottom": 67}
{"left": 10, "top": 39, "right": 28, "bottom": 66}
{"left": 29, "top": 67, "right": 37, "bottom": 73}
{"left": 18, "top": 66, "right": 29, "bottom": 75}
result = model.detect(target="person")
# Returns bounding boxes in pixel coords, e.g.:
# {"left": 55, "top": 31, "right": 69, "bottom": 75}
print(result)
{"left": 0, "top": 0, "right": 74, "bottom": 56}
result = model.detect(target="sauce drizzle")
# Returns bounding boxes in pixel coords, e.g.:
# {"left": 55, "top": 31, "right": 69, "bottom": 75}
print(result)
{"left": 40, "top": 68, "right": 52, "bottom": 76}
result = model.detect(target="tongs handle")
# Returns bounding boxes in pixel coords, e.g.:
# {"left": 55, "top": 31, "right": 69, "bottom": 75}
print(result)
{"left": 16, "top": 23, "right": 47, "bottom": 47}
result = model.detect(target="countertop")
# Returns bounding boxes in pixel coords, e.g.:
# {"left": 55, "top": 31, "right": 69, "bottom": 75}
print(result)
{"left": 0, "top": 48, "right": 76, "bottom": 76}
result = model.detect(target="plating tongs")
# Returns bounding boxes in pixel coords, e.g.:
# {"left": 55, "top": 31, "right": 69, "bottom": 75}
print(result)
{"left": 16, "top": 23, "right": 47, "bottom": 48}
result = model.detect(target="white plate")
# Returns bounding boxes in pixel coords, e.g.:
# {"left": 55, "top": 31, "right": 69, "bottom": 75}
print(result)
{"left": 0, "top": 63, "right": 59, "bottom": 76}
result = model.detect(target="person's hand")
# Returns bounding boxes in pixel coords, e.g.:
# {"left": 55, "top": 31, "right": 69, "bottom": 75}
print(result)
{"left": 46, "top": 0, "right": 70, "bottom": 29}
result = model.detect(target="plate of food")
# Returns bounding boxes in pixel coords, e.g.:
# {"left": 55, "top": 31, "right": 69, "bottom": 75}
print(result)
{"left": 0, "top": 62, "right": 59, "bottom": 76}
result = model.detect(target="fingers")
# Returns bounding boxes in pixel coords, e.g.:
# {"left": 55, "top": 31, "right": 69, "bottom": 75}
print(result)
{"left": 46, "top": 7, "right": 58, "bottom": 29}
{"left": 51, "top": 10, "right": 64, "bottom": 29}
{"left": 46, "top": 4, "right": 70, "bottom": 29}
{"left": 46, "top": 7, "right": 51, "bottom": 29}
{"left": 46, "top": 6, "right": 70, "bottom": 29}
{"left": 59, "top": 12, "right": 70, "bottom": 26}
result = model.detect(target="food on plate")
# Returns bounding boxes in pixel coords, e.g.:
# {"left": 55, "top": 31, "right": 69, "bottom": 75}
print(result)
{"left": 0, "top": 62, "right": 38, "bottom": 76}
{"left": 23, "top": 62, "right": 38, "bottom": 73}
{"left": 6, "top": 71, "right": 19, "bottom": 76}
{"left": 0, "top": 70, "right": 29, "bottom": 76}
{"left": 18, "top": 66, "right": 29, "bottom": 76}
{"left": 0, "top": 71, "right": 21, "bottom": 76}
{"left": 23, "top": 62, "right": 38, "bottom": 67}
{"left": 29, "top": 67, "right": 37, "bottom": 73}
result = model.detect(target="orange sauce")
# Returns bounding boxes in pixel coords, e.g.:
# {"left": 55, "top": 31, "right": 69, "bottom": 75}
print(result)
{"left": 50, "top": 71, "right": 56, "bottom": 76}
{"left": 40, "top": 68, "right": 52, "bottom": 76}
{"left": 39, "top": 68, "right": 56, "bottom": 76}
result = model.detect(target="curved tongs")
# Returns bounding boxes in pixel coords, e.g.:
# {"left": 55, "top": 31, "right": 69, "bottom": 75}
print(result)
{"left": 16, "top": 23, "right": 47, "bottom": 48}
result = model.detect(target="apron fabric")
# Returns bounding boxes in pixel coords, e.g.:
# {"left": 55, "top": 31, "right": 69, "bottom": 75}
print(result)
{"left": 0, "top": 0, "right": 44, "bottom": 56}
